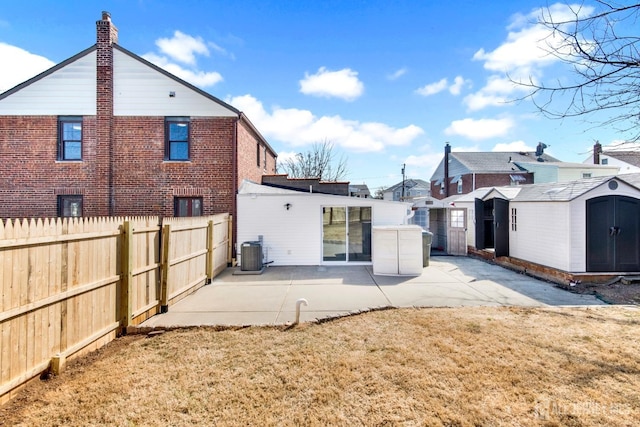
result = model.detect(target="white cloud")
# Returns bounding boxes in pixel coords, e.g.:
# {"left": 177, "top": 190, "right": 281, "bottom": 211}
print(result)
{"left": 388, "top": 67, "right": 407, "bottom": 80}
{"left": 473, "top": 3, "right": 593, "bottom": 73}
{"left": 416, "top": 78, "right": 448, "bottom": 96}
{"left": 142, "top": 52, "right": 223, "bottom": 87}
{"left": 404, "top": 153, "right": 442, "bottom": 179}
{"left": 449, "top": 76, "right": 467, "bottom": 95}
{"left": 0, "top": 42, "right": 55, "bottom": 93}
{"left": 416, "top": 76, "right": 468, "bottom": 97}
{"left": 467, "top": 3, "right": 595, "bottom": 111}
{"left": 156, "top": 30, "right": 209, "bottom": 65}
{"left": 444, "top": 117, "right": 514, "bottom": 140}
{"left": 142, "top": 30, "right": 227, "bottom": 88}
{"left": 463, "top": 76, "right": 527, "bottom": 110}
{"left": 299, "top": 67, "right": 364, "bottom": 101}
{"left": 492, "top": 140, "right": 535, "bottom": 152}
{"left": 228, "top": 94, "right": 423, "bottom": 153}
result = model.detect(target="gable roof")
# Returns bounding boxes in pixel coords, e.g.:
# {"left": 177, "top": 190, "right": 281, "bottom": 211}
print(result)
{"left": 384, "top": 179, "right": 430, "bottom": 193}
{"left": 0, "top": 42, "right": 276, "bottom": 156}
{"left": 511, "top": 174, "right": 640, "bottom": 202}
{"left": 602, "top": 151, "right": 640, "bottom": 168}
{"left": 430, "top": 151, "right": 560, "bottom": 181}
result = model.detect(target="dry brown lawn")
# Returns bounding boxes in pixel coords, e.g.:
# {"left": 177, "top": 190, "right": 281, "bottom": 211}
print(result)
{"left": 1, "top": 306, "right": 639, "bottom": 426}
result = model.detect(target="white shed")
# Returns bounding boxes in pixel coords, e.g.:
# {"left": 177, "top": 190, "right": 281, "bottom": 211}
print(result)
{"left": 509, "top": 175, "right": 640, "bottom": 273}
{"left": 237, "top": 180, "right": 414, "bottom": 266}
{"left": 454, "top": 174, "right": 640, "bottom": 274}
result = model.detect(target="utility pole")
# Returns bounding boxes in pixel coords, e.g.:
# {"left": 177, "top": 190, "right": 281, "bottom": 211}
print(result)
{"left": 401, "top": 164, "right": 406, "bottom": 201}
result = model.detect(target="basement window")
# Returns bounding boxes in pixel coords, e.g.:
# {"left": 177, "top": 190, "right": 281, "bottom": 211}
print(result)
{"left": 165, "top": 117, "right": 190, "bottom": 161}
{"left": 174, "top": 197, "right": 202, "bottom": 217}
{"left": 58, "top": 116, "right": 83, "bottom": 161}
{"left": 57, "top": 195, "right": 83, "bottom": 217}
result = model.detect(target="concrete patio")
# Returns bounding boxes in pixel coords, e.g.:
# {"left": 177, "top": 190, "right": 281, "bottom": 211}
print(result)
{"left": 140, "top": 256, "right": 606, "bottom": 328}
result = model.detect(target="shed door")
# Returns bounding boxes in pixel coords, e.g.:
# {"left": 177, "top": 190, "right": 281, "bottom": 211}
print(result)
{"left": 587, "top": 196, "right": 640, "bottom": 272}
{"left": 447, "top": 208, "right": 467, "bottom": 255}
{"left": 494, "top": 198, "right": 509, "bottom": 257}
{"left": 474, "top": 198, "right": 485, "bottom": 250}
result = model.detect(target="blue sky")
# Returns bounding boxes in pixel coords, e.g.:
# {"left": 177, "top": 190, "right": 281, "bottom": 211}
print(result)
{"left": 1, "top": 1, "right": 636, "bottom": 191}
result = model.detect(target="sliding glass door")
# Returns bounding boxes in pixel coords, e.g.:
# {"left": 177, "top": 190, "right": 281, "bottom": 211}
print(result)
{"left": 322, "top": 206, "right": 371, "bottom": 262}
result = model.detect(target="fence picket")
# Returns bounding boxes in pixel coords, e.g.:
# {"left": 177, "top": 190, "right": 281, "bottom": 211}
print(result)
{"left": 0, "top": 214, "right": 231, "bottom": 403}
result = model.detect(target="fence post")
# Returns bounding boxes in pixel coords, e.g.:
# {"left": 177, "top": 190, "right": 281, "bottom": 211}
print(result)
{"left": 160, "top": 223, "right": 171, "bottom": 313}
{"left": 120, "top": 221, "right": 133, "bottom": 332}
{"left": 206, "top": 219, "right": 215, "bottom": 283}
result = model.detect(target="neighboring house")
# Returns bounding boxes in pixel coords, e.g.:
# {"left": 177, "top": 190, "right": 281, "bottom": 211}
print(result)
{"left": 237, "top": 180, "right": 413, "bottom": 266}
{"left": 429, "top": 143, "right": 560, "bottom": 200}
{"left": 382, "top": 179, "right": 431, "bottom": 231}
{"left": 261, "top": 175, "right": 349, "bottom": 196}
{"left": 0, "top": 12, "right": 277, "bottom": 220}
{"left": 448, "top": 174, "right": 640, "bottom": 275}
{"left": 586, "top": 141, "right": 640, "bottom": 174}
{"left": 513, "top": 161, "right": 619, "bottom": 183}
{"left": 349, "top": 184, "right": 371, "bottom": 198}
{"left": 383, "top": 179, "right": 430, "bottom": 201}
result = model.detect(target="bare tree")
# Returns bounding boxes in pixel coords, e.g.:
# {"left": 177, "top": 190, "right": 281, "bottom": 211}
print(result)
{"left": 517, "top": 2, "right": 640, "bottom": 140}
{"left": 373, "top": 187, "right": 385, "bottom": 199}
{"left": 278, "top": 140, "right": 348, "bottom": 181}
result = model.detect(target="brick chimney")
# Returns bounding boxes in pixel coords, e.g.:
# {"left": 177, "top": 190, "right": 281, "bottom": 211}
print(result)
{"left": 444, "top": 143, "right": 451, "bottom": 197}
{"left": 593, "top": 141, "right": 602, "bottom": 165}
{"left": 96, "top": 11, "right": 118, "bottom": 215}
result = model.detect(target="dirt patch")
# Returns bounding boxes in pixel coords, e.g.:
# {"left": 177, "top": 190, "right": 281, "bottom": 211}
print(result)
{"left": 1, "top": 306, "right": 639, "bottom": 426}
{"left": 558, "top": 279, "right": 640, "bottom": 305}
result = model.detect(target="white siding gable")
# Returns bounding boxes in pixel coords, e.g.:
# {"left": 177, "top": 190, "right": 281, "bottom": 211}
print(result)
{"left": 0, "top": 51, "right": 96, "bottom": 115}
{"left": 113, "top": 50, "right": 237, "bottom": 117}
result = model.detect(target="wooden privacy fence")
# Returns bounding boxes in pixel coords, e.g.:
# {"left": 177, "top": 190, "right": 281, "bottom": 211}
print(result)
{"left": 0, "top": 213, "right": 232, "bottom": 404}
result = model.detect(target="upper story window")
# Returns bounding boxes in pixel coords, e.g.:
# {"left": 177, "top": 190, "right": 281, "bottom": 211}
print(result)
{"left": 58, "top": 117, "right": 82, "bottom": 161}
{"left": 457, "top": 179, "right": 463, "bottom": 194}
{"left": 601, "top": 158, "right": 608, "bottom": 165}
{"left": 165, "top": 117, "right": 190, "bottom": 161}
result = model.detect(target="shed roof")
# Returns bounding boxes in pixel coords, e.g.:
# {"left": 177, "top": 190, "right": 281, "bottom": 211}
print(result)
{"left": 510, "top": 174, "right": 640, "bottom": 202}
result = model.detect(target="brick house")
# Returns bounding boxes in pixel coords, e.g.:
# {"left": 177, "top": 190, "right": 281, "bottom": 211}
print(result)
{"left": 0, "top": 12, "right": 277, "bottom": 219}
{"left": 587, "top": 141, "right": 640, "bottom": 174}
{"left": 429, "top": 143, "right": 559, "bottom": 200}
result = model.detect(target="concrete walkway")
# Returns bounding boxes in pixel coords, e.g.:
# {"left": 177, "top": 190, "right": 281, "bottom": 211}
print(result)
{"left": 140, "top": 256, "right": 606, "bottom": 328}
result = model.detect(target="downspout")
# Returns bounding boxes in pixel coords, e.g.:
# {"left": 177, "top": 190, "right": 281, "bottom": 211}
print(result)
{"left": 232, "top": 116, "right": 238, "bottom": 261}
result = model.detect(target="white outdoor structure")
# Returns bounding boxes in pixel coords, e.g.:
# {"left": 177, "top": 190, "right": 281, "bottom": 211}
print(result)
{"left": 237, "top": 180, "right": 414, "bottom": 266}
{"left": 372, "top": 225, "right": 424, "bottom": 275}
{"left": 446, "top": 174, "right": 640, "bottom": 273}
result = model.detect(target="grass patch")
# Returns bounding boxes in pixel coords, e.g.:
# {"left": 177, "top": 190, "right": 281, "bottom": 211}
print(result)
{"left": 1, "top": 306, "right": 639, "bottom": 426}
